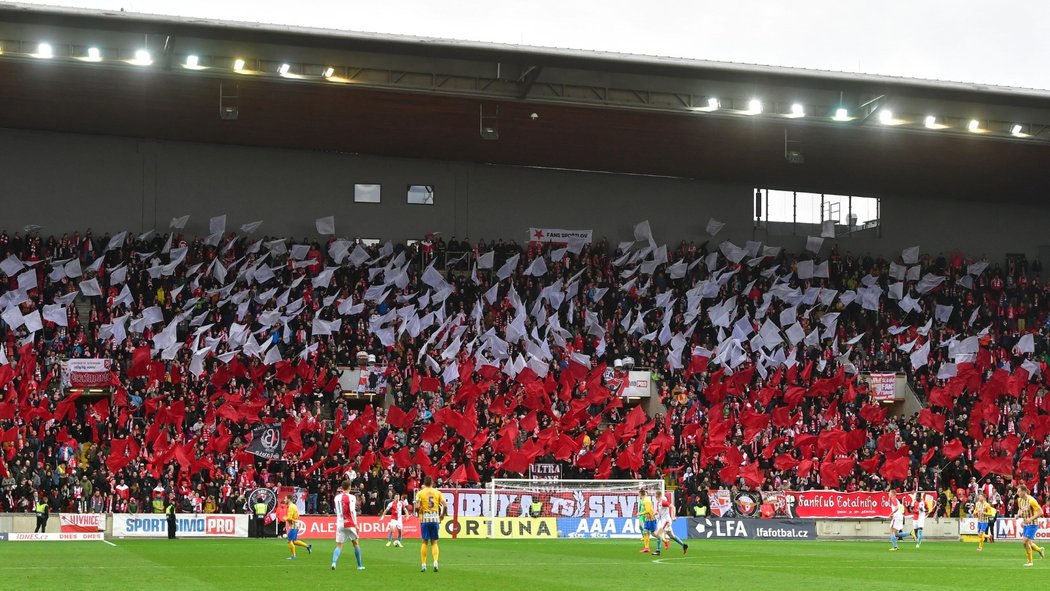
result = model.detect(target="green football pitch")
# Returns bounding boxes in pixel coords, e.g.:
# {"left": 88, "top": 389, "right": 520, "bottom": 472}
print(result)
{"left": 0, "top": 537, "right": 1041, "bottom": 590}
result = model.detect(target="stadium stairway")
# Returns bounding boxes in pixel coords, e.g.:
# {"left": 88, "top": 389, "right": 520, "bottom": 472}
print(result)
{"left": 75, "top": 296, "right": 93, "bottom": 328}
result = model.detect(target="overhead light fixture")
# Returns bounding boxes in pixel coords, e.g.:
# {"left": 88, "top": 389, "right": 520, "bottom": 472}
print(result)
{"left": 278, "top": 63, "right": 291, "bottom": 75}
{"left": 186, "top": 55, "right": 199, "bottom": 67}
{"left": 924, "top": 115, "right": 937, "bottom": 128}
{"left": 790, "top": 103, "right": 805, "bottom": 117}
{"left": 833, "top": 108, "right": 849, "bottom": 121}
{"left": 879, "top": 109, "right": 893, "bottom": 124}
{"left": 968, "top": 119, "right": 980, "bottom": 132}
{"left": 233, "top": 58, "right": 246, "bottom": 71}
{"left": 708, "top": 97, "right": 719, "bottom": 110}
{"left": 81, "top": 47, "right": 102, "bottom": 62}
{"left": 35, "top": 43, "right": 53, "bottom": 58}
{"left": 1011, "top": 124, "right": 1024, "bottom": 136}
{"left": 747, "top": 99, "right": 762, "bottom": 114}
{"left": 130, "top": 49, "right": 152, "bottom": 65}
{"left": 322, "top": 67, "right": 335, "bottom": 78}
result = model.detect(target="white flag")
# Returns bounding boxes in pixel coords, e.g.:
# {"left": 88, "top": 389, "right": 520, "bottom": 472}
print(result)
{"left": 901, "top": 246, "right": 920, "bottom": 265}
{"left": 170, "top": 215, "right": 189, "bottom": 229}
{"left": 706, "top": 218, "right": 725, "bottom": 236}
{"left": 240, "top": 221, "right": 263, "bottom": 234}
{"left": 805, "top": 236, "right": 824, "bottom": 253}
{"left": 820, "top": 219, "right": 836, "bottom": 238}
{"left": 209, "top": 214, "right": 227, "bottom": 235}
{"left": 477, "top": 251, "right": 495, "bottom": 269}
{"left": 79, "top": 278, "right": 102, "bottom": 297}
{"left": 106, "top": 231, "right": 127, "bottom": 252}
{"left": 315, "top": 216, "right": 336, "bottom": 236}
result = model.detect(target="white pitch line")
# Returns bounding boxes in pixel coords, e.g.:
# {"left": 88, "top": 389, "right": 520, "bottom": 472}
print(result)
{"left": 101, "top": 539, "right": 117, "bottom": 547}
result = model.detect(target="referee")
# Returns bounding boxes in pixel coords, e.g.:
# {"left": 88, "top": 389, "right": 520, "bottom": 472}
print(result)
{"left": 165, "top": 494, "right": 178, "bottom": 540}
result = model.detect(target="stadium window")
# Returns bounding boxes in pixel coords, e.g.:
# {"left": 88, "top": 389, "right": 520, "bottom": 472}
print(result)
{"left": 822, "top": 194, "right": 848, "bottom": 224}
{"left": 358, "top": 238, "right": 381, "bottom": 246}
{"left": 354, "top": 184, "right": 381, "bottom": 203}
{"left": 407, "top": 184, "right": 434, "bottom": 205}
{"left": 850, "top": 195, "right": 880, "bottom": 227}
{"left": 794, "top": 192, "right": 823, "bottom": 224}
{"left": 760, "top": 189, "right": 795, "bottom": 223}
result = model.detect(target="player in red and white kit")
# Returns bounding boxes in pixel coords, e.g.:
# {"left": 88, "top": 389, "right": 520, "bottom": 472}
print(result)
{"left": 331, "top": 481, "right": 365, "bottom": 571}
{"left": 654, "top": 496, "right": 688, "bottom": 555}
{"left": 384, "top": 493, "right": 410, "bottom": 548}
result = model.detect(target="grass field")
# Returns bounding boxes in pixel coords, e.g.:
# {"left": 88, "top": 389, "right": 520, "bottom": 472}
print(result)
{"left": 0, "top": 537, "right": 1042, "bottom": 591}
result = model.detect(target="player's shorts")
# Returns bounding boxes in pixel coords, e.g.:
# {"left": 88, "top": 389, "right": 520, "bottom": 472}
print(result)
{"left": 388, "top": 519, "right": 403, "bottom": 531}
{"left": 913, "top": 517, "right": 925, "bottom": 530}
{"left": 1023, "top": 524, "right": 1039, "bottom": 540}
{"left": 421, "top": 521, "right": 440, "bottom": 541}
{"left": 643, "top": 520, "right": 658, "bottom": 534}
{"left": 336, "top": 526, "right": 359, "bottom": 544}
{"left": 657, "top": 519, "right": 672, "bottom": 532}
{"left": 977, "top": 522, "right": 989, "bottom": 533}
{"left": 287, "top": 527, "right": 299, "bottom": 541}
{"left": 891, "top": 517, "right": 904, "bottom": 531}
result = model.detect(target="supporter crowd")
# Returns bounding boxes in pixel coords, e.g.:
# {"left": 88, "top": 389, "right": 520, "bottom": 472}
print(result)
{"left": 0, "top": 221, "right": 1048, "bottom": 520}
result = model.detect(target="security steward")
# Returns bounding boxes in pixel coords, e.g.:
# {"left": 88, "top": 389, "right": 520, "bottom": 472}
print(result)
{"left": 529, "top": 499, "right": 543, "bottom": 518}
{"left": 165, "top": 494, "right": 178, "bottom": 539}
{"left": 254, "top": 495, "right": 270, "bottom": 538}
{"left": 34, "top": 497, "right": 49, "bottom": 533}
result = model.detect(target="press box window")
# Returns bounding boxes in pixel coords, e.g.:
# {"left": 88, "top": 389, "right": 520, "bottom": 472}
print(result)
{"left": 354, "top": 184, "right": 381, "bottom": 203}
{"left": 407, "top": 185, "right": 434, "bottom": 205}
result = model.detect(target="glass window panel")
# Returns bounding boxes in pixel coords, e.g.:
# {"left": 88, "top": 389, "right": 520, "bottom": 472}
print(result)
{"left": 354, "top": 184, "right": 381, "bottom": 203}
{"left": 407, "top": 185, "right": 434, "bottom": 205}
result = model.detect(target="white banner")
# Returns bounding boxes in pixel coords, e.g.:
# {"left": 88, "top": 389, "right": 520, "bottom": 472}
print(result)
{"left": 527, "top": 228, "right": 592, "bottom": 244}
{"left": 112, "top": 514, "right": 249, "bottom": 538}
{"left": 866, "top": 373, "right": 897, "bottom": 402}
{"left": 2, "top": 532, "right": 104, "bottom": 542}
{"left": 61, "top": 358, "right": 112, "bottom": 389}
{"left": 60, "top": 513, "right": 104, "bottom": 532}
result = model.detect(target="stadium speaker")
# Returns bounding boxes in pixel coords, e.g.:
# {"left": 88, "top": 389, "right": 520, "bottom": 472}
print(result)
{"left": 754, "top": 189, "right": 762, "bottom": 219}
{"left": 784, "top": 129, "right": 803, "bottom": 164}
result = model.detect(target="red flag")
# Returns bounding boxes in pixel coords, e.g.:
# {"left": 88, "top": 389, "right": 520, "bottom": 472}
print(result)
{"left": 420, "top": 423, "right": 444, "bottom": 444}
{"left": 1, "top": 426, "right": 17, "bottom": 443}
{"left": 739, "top": 411, "right": 770, "bottom": 441}
{"left": 774, "top": 454, "right": 799, "bottom": 471}
{"left": 859, "top": 404, "right": 887, "bottom": 425}
{"left": 921, "top": 447, "right": 937, "bottom": 465}
{"left": 129, "top": 345, "right": 151, "bottom": 377}
{"left": 879, "top": 456, "right": 910, "bottom": 482}
{"left": 859, "top": 456, "right": 880, "bottom": 474}
{"left": 386, "top": 406, "right": 410, "bottom": 429}
{"left": 918, "top": 409, "right": 946, "bottom": 432}
{"left": 942, "top": 439, "right": 964, "bottom": 460}
{"left": 501, "top": 451, "right": 532, "bottom": 474}
{"left": 738, "top": 462, "right": 765, "bottom": 489}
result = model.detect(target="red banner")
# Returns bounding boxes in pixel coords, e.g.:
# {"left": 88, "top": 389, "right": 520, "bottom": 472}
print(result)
{"left": 760, "top": 490, "right": 935, "bottom": 519}
{"left": 294, "top": 515, "right": 421, "bottom": 540}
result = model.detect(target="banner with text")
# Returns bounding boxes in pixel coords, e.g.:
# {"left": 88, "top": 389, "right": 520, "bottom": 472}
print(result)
{"left": 61, "top": 359, "right": 112, "bottom": 389}
{"left": 866, "top": 373, "right": 897, "bottom": 402}
{"left": 112, "top": 514, "right": 249, "bottom": 538}
{"left": 529, "top": 463, "right": 562, "bottom": 480}
{"left": 442, "top": 517, "right": 558, "bottom": 539}
{"left": 760, "top": 490, "right": 934, "bottom": 519}
{"left": 527, "top": 228, "right": 593, "bottom": 244}
{"left": 960, "top": 517, "right": 1050, "bottom": 541}
{"left": 687, "top": 518, "right": 816, "bottom": 540}
{"left": 60, "top": 513, "right": 104, "bottom": 532}
{"left": 3, "top": 532, "right": 105, "bottom": 542}
{"left": 440, "top": 488, "right": 639, "bottom": 519}
{"left": 558, "top": 517, "right": 689, "bottom": 540}
{"left": 294, "top": 516, "right": 420, "bottom": 540}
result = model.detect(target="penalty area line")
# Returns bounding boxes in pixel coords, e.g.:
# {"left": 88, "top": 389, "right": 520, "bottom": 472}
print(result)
{"left": 101, "top": 539, "right": 117, "bottom": 547}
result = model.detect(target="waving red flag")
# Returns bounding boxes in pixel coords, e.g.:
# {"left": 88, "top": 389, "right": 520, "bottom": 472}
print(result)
{"left": 918, "top": 409, "right": 946, "bottom": 432}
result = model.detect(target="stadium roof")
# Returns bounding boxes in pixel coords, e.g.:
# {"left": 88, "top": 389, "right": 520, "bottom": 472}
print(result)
{"left": 0, "top": 2, "right": 1048, "bottom": 202}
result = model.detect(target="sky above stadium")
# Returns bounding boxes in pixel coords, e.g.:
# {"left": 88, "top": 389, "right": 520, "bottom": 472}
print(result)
{"left": 18, "top": 0, "right": 1050, "bottom": 91}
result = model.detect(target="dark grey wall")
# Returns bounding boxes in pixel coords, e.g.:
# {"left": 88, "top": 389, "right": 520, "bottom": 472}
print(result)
{"left": 0, "top": 128, "right": 1044, "bottom": 261}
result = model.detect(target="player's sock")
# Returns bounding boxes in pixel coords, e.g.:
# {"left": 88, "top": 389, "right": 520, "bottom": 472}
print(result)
{"left": 1026, "top": 547, "right": 1033, "bottom": 563}
{"left": 670, "top": 533, "right": 685, "bottom": 547}
{"left": 294, "top": 540, "right": 308, "bottom": 548}
{"left": 354, "top": 546, "right": 362, "bottom": 568}
{"left": 333, "top": 547, "right": 342, "bottom": 565}
{"left": 288, "top": 542, "right": 296, "bottom": 557}
{"left": 398, "top": 531, "right": 403, "bottom": 544}
{"left": 421, "top": 543, "right": 428, "bottom": 565}
{"left": 433, "top": 542, "right": 440, "bottom": 563}
{"left": 643, "top": 532, "right": 650, "bottom": 551}
{"left": 978, "top": 536, "right": 984, "bottom": 551}
{"left": 916, "top": 529, "right": 923, "bottom": 545}
{"left": 889, "top": 534, "right": 897, "bottom": 549}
